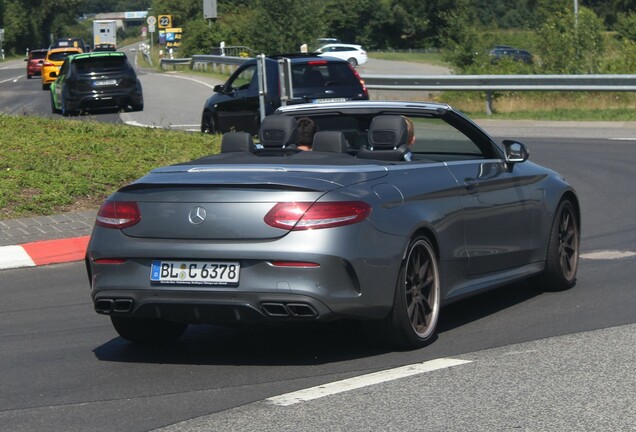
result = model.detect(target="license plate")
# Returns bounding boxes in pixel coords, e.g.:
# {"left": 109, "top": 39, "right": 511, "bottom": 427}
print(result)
{"left": 150, "top": 260, "right": 240, "bottom": 286}
{"left": 94, "top": 79, "right": 117, "bottom": 86}
{"left": 312, "top": 98, "right": 347, "bottom": 103}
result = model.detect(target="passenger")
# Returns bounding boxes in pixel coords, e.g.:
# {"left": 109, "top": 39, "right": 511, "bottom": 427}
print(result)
{"left": 296, "top": 117, "right": 318, "bottom": 151}
{"left": 402, "top": 116, "right": 416, "bottom": 161}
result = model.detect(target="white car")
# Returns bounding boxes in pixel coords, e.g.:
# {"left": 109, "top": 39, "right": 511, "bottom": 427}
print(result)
{"left": 317, "top": 44, "right": 368, "bottom": 67}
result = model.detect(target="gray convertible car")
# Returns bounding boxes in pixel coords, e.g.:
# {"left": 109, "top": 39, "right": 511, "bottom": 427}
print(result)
{"left": 86, "top": 101, "right": 580, "bottom": 349}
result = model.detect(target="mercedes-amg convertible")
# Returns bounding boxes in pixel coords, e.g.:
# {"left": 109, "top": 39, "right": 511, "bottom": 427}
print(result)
{"left": 86, "top": 101, "right": 580, "bottom": 349}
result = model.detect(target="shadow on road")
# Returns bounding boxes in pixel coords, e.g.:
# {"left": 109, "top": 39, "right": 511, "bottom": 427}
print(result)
{"left": 92, "top": 280, "right": 541, "bottom": 366}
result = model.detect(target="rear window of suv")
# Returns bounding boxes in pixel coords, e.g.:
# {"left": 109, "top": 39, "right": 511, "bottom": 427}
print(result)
{"left": 292, "top": 62, "right": 359, "bottom": 88}
{"left": 73, "top": 56, "right": 130, "bottom": 74}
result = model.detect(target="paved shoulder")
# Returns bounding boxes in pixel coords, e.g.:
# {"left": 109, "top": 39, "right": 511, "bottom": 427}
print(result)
{"left": 150, "top": 323, "right": 636, "bottom": 432}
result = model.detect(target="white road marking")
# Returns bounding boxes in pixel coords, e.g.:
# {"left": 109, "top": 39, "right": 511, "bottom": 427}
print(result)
{"left": 0, "top": 245, "right": 36, "bottom": 269}
{"left": 0, "top": 75, "right": 23, "bottom": 84}
{"left": 148, "top": 72, "right": 218, "bottom": 90}
{"left": 267, "top": 357, "right": 472, "bottom": 407}
{"left": 580, "top": 250, "right": 636, "bottom": 260}
{"left": 609, "top": 138, "right": 636, "bottom": 141}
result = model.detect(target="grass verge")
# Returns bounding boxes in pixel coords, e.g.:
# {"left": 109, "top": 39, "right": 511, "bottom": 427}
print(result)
{"left": 0, "top": 114, "right": 220, "bottom": 219}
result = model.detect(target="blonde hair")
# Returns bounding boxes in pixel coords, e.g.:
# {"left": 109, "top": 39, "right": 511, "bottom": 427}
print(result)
{"left": 403, "top": 116, "right": 415, "bottom": 146}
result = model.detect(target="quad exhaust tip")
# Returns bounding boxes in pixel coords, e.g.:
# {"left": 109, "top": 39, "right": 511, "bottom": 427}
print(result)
{"left": 261, "top": 302, "right": 318, "bottom": 318}
{"left": 95, "top": 298, "right": 134, "bottom": 314}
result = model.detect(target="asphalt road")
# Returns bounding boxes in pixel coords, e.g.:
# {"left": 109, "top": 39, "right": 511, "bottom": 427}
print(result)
{"left": 1, "top": 54, "right": 636, "bottom": 432}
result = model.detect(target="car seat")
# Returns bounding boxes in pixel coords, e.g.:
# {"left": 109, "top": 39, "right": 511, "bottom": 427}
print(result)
{"left": 356, "top": 115, "right": 411, "bottom": 161}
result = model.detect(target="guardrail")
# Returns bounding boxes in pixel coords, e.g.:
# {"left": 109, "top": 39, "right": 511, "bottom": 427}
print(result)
{"left": 362, "top": 74, "right": 636, "bottom": 114}
{"left": 160, "top": 58, "right": 193, "bottom": 70}
{"left": 158, "top": 55, "right": 636, "bottom": 114}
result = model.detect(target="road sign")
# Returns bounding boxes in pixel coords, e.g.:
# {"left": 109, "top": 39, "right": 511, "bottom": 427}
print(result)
{"left": 158, "top": 15, "right": 172, "bottom": 29}
{"left": 147, "top": 16, "right": 156, "bottom": 26}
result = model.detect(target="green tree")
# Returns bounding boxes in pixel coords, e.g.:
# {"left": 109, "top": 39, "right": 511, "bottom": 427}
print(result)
{"left": 538, "top": 7, "right": 604, "bottom": 74}
{"left": 614, "top": 11, "right": 636, "bottom": 41}
{"left": 150, "top": 0, "right": 200, "bottom": 27}
{"left": 322, "top": 0, "right": 391, "bottom": 49}
{"left": 440, "top": 5, "right": 485, "bottom": 72}
{"left": 246, "top": 0, "right": 325, "bottom": 53}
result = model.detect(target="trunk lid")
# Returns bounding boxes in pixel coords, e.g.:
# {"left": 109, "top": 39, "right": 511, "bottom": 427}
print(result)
{"left": 114, "top": 164, "right": 386, "bottom": 240}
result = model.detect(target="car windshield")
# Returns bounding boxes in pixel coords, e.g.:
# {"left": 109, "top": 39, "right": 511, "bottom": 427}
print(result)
{"left": 73, "top": 56, "right": 129, "bottom": 73}
{"left": 292, "top": 62, "right": 357, "bottom": 88}
{"left": 31, "top": 51, "right": 47, "bottom": 60}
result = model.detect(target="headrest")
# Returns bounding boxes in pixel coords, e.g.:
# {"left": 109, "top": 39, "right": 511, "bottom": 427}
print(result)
{"left": 368, "top": 115, "right": 409, "bottom": 150}
{"left": 221, "top": 132, "right": 256, "bottom": 153}
{"left": 356, "top": 144, "right": 410, "bottom": 161}
{"left": 312, "top": 131, "right": 348, "bottom": 153}
{"left": 258, "top": 116, "right": 298, "bottom": 148}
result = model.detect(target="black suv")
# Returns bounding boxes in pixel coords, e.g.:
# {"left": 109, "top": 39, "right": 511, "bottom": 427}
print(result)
{"left": 201, "top": 55, "right": 368, "bottom": 134}
{"left": 50, "top": 51, "right": 143, "bottom": 116}
{"left": 489, "top": 46, "right": 533, "bottom": 64}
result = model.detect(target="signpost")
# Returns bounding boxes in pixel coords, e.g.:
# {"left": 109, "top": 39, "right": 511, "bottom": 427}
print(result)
{"left": 203, "top": 0, "right": 218, "bottom": 19}
{"left": 146, "top": 16, "right": 156, "bottom": 49}
{"left": 0, "top": 28, "right": 4, "bottom": 60}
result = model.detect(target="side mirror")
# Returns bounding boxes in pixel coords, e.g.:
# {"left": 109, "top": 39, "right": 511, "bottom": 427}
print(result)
{"left": 213, "top": 84, "right": 224, "bottom": 93}
{"left": 24, "top": 58, "right": 28, "bottom": 62}
{"left": 503, "top": 140, "right": 529, "bottom": 164}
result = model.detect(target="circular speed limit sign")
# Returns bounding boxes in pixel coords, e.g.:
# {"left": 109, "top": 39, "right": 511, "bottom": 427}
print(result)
{"left": 158, "top": 15, "right": 172, "bottom": 28}
{"left": 146, "top": 16, "right": 156, "bottom": 26}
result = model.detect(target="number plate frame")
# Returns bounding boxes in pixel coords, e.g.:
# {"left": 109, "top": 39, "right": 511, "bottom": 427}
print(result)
{"left": 150, "top": 260, "right": 240, "bottom": 286}
{"left": 312, "top": 97, "right": 347, "bottom": 104}
{"left": 93, "top": 79, "right": 117, "bottom": 86}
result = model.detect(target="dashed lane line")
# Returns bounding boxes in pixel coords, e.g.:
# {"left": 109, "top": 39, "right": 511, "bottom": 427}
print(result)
{"left": 266, "top": 357, "right": 472, "bottom": 407}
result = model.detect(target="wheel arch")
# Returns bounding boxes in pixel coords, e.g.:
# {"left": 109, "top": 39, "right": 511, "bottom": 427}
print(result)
{"left": 404, "top": 226, "right": 440, "bottom": 262}
{"left": 560, "top": 190, "right": 581, "bottom": 231}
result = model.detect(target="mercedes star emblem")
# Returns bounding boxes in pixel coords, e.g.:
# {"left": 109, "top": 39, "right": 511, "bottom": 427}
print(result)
{"left": 188, "top": 206, "right": 207, "bottom": 225}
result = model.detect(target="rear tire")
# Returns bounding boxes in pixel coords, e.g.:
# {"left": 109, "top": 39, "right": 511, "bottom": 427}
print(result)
{"left": 111, "top": 316, "right": 187, "bottom": 344}
{"left": 347, "top": 58, "right": 358, "bottom": 67}
{"left": 373, "top": 236, "right": 441, "bottom": 350}
{"left": 61, "top": 97, "right": 73, "bottom": 117}
{"left": 534, "top": 200, "right": 580, "bottom": 291}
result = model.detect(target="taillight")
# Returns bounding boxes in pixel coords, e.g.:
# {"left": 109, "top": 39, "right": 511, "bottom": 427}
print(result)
{"left": 95, "top": 201, "right": 141, "bottom": 229}
{"left": 308, "top": 60, "right": 328, "bottom": 65}
{"left": 43, "top": 61, "right": 54, "bottom": 67}
{"left": 348, "top": 64, "right": 368, "bottom": 98}
{"left": 264, "top": 202, "right": 371, "bottom": 230}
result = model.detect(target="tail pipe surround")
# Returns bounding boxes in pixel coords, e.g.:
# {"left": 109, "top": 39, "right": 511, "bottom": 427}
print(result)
{"left": 95, "top": 298, "right": 134, "bottom": 314}
{"left": 261, "top": 302, "right": 318, "bottom": 318}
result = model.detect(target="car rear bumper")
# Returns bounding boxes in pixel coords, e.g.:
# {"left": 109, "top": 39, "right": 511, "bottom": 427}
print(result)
{"left": 87, "top": 225, "right": 407, "bottom": 323}
{"left": 69, "top": 90, "right": 143, "bottom": 110}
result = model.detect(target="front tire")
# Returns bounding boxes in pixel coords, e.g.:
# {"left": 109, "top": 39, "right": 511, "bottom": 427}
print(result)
{"left": 111, "top": 316, "right": 188, "bottom": 344}
{"left": 535, "top": 199, "right": 580, "bottom": 291}
{"left": 50, "top": 93, "right": 60, "bottom": 114}
{"left": 201, "top": 110, "right": 216, "bottom": 134}
{"left": 377, "top": 236, "right": 441, "bottom": 349}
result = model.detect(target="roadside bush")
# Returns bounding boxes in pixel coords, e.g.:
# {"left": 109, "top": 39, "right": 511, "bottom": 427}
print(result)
{"left": 537, "top": 7, "right": 604, "bottom": 74}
